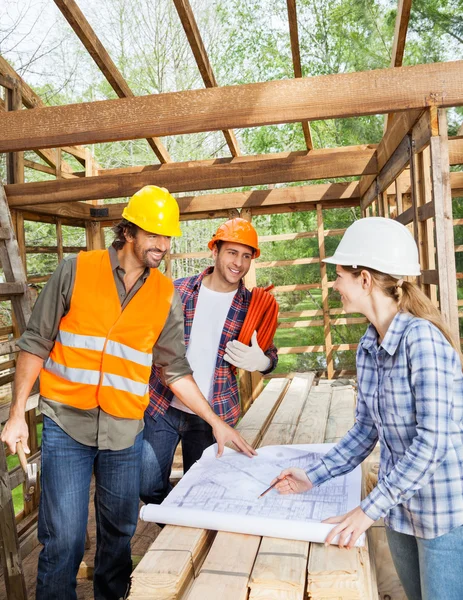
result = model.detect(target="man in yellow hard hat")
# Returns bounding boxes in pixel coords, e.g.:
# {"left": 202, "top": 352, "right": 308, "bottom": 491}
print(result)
{"left": 1, "top": 187, "right": 255, "bottom": 600}
{"left": 141, "top": 217, "right": 278, "bottom": 507}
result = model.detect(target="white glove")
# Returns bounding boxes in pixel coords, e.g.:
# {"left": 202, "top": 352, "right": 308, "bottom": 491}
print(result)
{"left": 224, "top": 331, "right": 271, "bottom": 373}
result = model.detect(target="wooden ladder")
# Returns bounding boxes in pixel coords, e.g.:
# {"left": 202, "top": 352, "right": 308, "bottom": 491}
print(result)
{"left": 0, "top": 180, "right": 34, "bottom": 600}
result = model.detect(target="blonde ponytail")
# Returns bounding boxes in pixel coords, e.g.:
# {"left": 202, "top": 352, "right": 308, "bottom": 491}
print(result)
{"left": 343, "top": 266, "right": 463, "bottom": 366}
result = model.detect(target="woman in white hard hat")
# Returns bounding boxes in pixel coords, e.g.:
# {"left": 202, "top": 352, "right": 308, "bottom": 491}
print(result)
{"left": 273, "top": 217, "right": 463, "bottom": 600}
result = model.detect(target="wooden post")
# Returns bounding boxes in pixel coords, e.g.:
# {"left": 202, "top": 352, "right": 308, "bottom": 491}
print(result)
{"left": 431, "top": 109, "right": 459, "bottom": 344}
{"left": 85, "top": 221, "right": 104, "bottom": 250}
{"left": 317, "top": 204, "right": 334, "bottom": 379}
{"left": 238, "top": 208, "right": 262, "bottom": 413}
{"left": 0, "top": 443, "right": 28, "bottom": 599}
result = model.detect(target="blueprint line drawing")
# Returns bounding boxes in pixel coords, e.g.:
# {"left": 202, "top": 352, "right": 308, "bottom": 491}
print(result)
{"left": 140, "top": 443, "right": 364, "bottom": 546}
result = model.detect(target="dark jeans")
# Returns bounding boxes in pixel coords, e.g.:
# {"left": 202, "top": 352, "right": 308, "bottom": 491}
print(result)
{"left": 140, "top": 406, "right": 214, "bottom": 505}
{"left": 36, "top": 416, "right": 143, "bottom": 600}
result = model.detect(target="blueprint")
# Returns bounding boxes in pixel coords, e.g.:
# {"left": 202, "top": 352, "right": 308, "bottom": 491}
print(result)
{"left": 140, "top": 443, "right": 364, "bottom": 546}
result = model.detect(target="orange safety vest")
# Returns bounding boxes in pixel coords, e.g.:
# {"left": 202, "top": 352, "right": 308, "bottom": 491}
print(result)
{"left": 40, "top": 249, "right": 174, "bottom": 420}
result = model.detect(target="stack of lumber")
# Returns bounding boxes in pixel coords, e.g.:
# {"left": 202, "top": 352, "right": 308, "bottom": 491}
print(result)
{"left": 129, "top": 375, "right": 380, "bottom": 600}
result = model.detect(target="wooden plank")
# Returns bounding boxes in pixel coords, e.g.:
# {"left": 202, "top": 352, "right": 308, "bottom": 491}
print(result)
{"left": 173, "top": 0, "right": 240, "bottom": 157}
{"left": 1, "top": 61, "right": 463, "bottom": 152}
{"left": 4, "top": 149, "right": 374, "bottom": 205}
{"left": 287, "top": 0, "right": 313, "bottom": 150}
{"left": 292, "top": 386, "right": 331, "bottom": 445}
{"left": 395, "top": 205, "right": 413, "bottom": 225}
{"left": 324, "top": 385, "right": 355, "bottom": 443}
{"left": 249, "top": 537, "right": 309, "bottom": 600}
{"left": 128, "top": 526, "right": 216, "bottom": 599}
{"left": 260, "top": 373, "right": 315, "bottom": 446}
{"left": 431, "top": 110, "right": 460, "bottom": 344}
{"left": 236, "top": 378, "right": 290, "bottom": 441}
{"left": 185, "top": 532, "right": 261, "bottom": 600}
{"left": 376, "top": 133, "right": 411, "bottom": 195}
{"left": 53, "top": 0, "right": 170, "bottom": 163}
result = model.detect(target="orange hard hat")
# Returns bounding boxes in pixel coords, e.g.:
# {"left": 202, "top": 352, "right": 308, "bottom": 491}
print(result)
{"left": 208, "top": 218, "right": 260, "bottom": 258}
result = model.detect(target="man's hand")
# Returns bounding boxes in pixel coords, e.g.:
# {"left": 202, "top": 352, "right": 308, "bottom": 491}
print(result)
{"left": 1, "top": 416, "right": 30, "bottom": 455}
{"left": 212, "top": 418, "right": 257, "bottom": 459}
{"left": 270, "top": 467, "right": 313, "bottom": 494}
{"left": 323, "top": 506, "right": 375, "bottom": 549}
{"left": 224, "top": 331, "right": 271, "bottom": 372}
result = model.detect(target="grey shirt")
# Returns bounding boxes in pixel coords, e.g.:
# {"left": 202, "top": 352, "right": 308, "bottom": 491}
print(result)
{"left": 18, "top": 246, "right": 192, "bottom": 450}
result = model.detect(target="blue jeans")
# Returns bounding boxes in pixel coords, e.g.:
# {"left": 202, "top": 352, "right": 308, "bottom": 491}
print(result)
{"left": 36, "top": 416, "right": 143, "bottom": 600}
{"left": 386, "top": 525, "right": 463, "bottom": 600}
{"left": 140, "top": 406, "right": 214, "bottom": 505}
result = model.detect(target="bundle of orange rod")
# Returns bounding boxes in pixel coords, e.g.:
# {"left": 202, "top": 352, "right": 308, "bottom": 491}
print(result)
{"left": 237, "top": 284, "right": 279, "bottom": 351}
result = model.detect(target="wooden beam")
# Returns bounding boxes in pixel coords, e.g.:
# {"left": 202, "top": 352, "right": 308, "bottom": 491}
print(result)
{"left": 172, "top": 0, "right": 240, "bottom": 157}
{"left": 287, "top": 0, "right": 313, "bottom": 150}
{"left": 1, "top": 60, "right": 463, "bottom": 152}
{"left": 5, "top": 145, "right": 376, "bottom": 205}
{"left": 19, "top": 182, "right": 359, "bottom": 219}
{"left": 53, "top": 0, "right": 170, "bottom": 163}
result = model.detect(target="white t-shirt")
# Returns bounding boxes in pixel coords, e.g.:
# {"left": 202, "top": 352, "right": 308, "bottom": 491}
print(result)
{"left": 171, "top": 283, "right": 236, "bottom": 413}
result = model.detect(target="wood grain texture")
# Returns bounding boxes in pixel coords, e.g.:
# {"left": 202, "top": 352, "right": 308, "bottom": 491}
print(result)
{"left": 1, "top": 61, "right": 462, "bottom": 152}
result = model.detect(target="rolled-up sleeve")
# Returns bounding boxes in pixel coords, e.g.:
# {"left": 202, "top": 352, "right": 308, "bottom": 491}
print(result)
{"left": 17, "top": 256, "right": 75, "bottom": 359}
{"left": 152, "top": 290, "right": 192, "bottom": 386}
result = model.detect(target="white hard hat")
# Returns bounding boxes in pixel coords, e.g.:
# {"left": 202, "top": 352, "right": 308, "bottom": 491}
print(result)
{"left": 323, "top": 217, "right": 421, "bottom": 278}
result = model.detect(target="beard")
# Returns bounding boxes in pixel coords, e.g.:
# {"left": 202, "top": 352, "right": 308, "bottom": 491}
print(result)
{"left": 134, "top": 241, "right": 166, "bottom": 269}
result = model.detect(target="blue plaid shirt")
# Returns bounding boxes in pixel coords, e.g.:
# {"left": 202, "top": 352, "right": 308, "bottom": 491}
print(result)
{"left": 307, "top": 312, "right": 463, "bottom": 539}
{"left": 147, "top": 267, "right": 278, "bottom": 426}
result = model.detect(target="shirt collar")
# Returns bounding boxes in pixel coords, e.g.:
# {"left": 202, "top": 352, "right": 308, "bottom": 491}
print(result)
{"left": 194, "top": 266, "right": 247, "bottom": 299}
{"left": 108, "top": 245, "right": 150, "bottom": 281}
{"left": 360, "top": 311, "right": 414, "bottom": 356}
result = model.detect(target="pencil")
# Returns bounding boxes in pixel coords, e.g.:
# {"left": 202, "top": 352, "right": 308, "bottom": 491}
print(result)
{"left": 258, "top": 476, "right": 286, "bottom": 499}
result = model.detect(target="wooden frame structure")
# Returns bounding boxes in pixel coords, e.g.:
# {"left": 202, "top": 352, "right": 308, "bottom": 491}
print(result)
{"left": 1, "top": 0, "right": 463, "bottom": 596}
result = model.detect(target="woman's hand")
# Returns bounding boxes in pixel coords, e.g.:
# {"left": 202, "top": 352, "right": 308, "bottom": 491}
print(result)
{"left": 323, "top": 506, "right": 375, "bottom": 548}
{"left": 271, "top": 468, "right": 313, "bottom": 494}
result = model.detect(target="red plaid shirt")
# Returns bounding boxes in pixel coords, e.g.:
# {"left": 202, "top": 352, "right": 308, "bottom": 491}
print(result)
{"left": 147, "top": 267, "right": 278, "bottom": 426}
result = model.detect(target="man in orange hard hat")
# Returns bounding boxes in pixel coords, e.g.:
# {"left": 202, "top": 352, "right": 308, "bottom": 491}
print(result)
{"left": 141, "top": 217, "right": 278, "bottom": 506}
{"left": 1, "top": 188, "right": 255, "bottom": 600}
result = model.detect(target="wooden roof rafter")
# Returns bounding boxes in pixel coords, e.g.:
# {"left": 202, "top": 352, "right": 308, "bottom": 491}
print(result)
{"left": 172, "top": 0, "right": 240, "bottom": 157}
{"left": 53, "top": 0, "right": 171, "bottom": 164}
{"left": 286, "top": 0, "right": 314, "bottom": 151}
{"left": 385, "top": 0, "right": 413, "bottom": 130}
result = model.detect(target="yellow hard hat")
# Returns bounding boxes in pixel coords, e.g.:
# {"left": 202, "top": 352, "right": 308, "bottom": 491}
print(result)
{"left": 122, "top": 186, "right": 182, "bottom": 237}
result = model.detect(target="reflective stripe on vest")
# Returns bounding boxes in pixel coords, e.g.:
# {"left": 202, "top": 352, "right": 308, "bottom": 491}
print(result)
{"left": 56, "top": 330, "right": 152, "bottom": 367}
{"left": 44, "top": 356, "right": 149, "bottom": 398}
{"left": 40, "top": 249, "right": 174, "bottom": 419}
{"left": 44, "top": 358, "right": 101, "bottom": 386}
